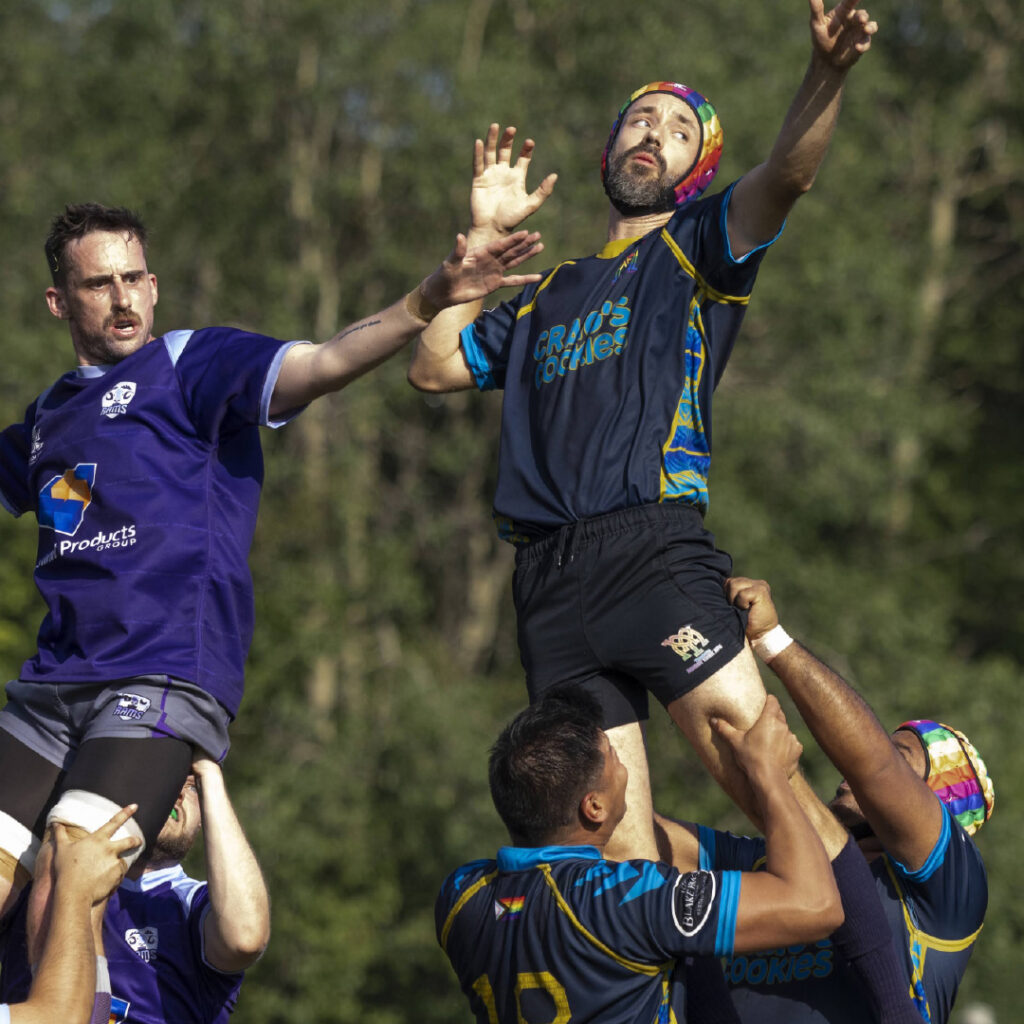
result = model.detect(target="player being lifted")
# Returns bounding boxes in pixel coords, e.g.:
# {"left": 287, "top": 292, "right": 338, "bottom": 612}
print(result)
{"left": 0, "top": 202, "right": 542, "bottom": 957}
{"left": 409, "top": 0, "right": 877, "bottom": 858}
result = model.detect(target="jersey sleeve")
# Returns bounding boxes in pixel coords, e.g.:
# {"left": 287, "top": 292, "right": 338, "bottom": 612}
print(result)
{"left": 665, "top": 182, "right": 781, "bottom": 298}
{"left": 573, "top": 858, "right": 744, "bottom": 960}
{"left": 0, "top": 400, "right": 39, "bottom": 516}
{"left": 167, "top": 327, "right": 306, "bottom": 442}
{"left": 459, "top": 289, "right": 534, "bottom": 391}
{"left": 887, "top": 805, "right": 988, "bottom": 938}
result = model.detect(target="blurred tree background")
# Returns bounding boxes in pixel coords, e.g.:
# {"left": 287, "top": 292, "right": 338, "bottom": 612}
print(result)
{"left": 0, "top": 0, "right": 1020, "bottom": 1020}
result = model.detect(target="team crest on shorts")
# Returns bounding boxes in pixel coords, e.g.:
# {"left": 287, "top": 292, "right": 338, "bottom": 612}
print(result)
{"left": 661, "top": 625, "right": 723, "bottom": 675}
{"left": 113, "top": 692, "right": 152, "bottom": 721}
{"left": 125, "top": 926, "right": 159, "bottom": 962}
{"left": 101, "top": 381, "right": 137, "bottom": 418}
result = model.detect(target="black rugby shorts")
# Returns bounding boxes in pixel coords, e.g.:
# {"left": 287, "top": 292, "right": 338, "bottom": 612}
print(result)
{"left": 513, "top": 504, "right": 747, "bottom": 729}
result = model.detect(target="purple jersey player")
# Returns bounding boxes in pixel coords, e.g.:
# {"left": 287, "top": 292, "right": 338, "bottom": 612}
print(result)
{"left": 0, "top": 201, "right": 543, "bottom": 958}
{"left": 1, "top": 760, "right": 268, "bottom": 1024}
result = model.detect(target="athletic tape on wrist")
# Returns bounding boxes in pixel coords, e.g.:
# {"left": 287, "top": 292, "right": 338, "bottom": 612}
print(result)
{"left": 47, "top": 789, "right": 146, "bottom": 867}
{"left": 404, "top": 286, "right": 442, "bottom": 323}
{"left": 751, "top": 624, "right": 793, "bottom": 663}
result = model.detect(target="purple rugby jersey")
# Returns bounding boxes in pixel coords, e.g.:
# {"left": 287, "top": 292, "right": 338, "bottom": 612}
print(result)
{"left": 0, "top": 327, "right": 304, "bottom": 716}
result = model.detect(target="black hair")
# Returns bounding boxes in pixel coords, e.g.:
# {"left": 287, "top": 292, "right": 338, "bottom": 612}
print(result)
{"left": 45, "top": 203, "right": 148, "bottom": 286}
{"left": 488, "top": 686, "right": 606, "bottom": 846}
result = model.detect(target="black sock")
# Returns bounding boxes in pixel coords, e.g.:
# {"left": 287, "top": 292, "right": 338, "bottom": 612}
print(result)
{"left": 830, "top": 834, "right": 921, "bottom": 1023}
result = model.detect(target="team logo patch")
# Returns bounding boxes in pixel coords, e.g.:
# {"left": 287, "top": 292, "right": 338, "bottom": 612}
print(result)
{"left": 113, "top": 693, "right": 152, "bottom": 721}
{"left": 29, "top": 425, "right": 43, "bottom": 466}
{"left": 672, "top": 870, "right": 716, "bottom": 937}
{"left": 37, "top": 464, "right": 96, "bottom": 535}
{"left": 494, "top": 896, "right": 525, "bottom": 920}
{"left": 101, "top": 381, "right": 137, "bottom": 419}
{"left": 614, "top": 249, "right": 639, "bottom": 281}
{"left": 661, "top": 624, "right": 723, "bottom": 675}
{"left": 109, "top": 995, "right": 131, "bottom": 1023}
{"left": 125, "top": 926, "right": 158, "bottom": 962}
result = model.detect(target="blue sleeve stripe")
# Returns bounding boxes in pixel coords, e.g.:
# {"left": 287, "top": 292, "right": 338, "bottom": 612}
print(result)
{"left": 890, "top": 803, "right": 952, "bottom": 883}
{"left": 459, "top": 324, "right": 496, "bottom": 391}
{"left": 720, "top": 181, "right": 785, "bottom": 265}
{"left": 697, "top": 825, "right": 716, "bottom": 871}
{"left": 714, "top": 871, "right": 741, "bottom": 956}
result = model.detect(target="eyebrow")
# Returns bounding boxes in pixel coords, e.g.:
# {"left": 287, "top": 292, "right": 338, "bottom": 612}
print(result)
{"left": 79, "top": 270, "right": 145, "bottom": 286}
{"left": 630, "top": 104, "right": 699, "bottom": 131}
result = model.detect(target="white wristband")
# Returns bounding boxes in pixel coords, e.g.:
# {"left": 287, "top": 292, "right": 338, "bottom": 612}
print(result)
{"left": 751, "top": 624, "right": 794, "bottom": 663}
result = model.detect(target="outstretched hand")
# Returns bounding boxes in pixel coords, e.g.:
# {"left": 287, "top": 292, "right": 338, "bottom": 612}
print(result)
{"left": 53, "top": 804, "right": 141, "bottom": 904}
{"left": 713, "top": 695, "right": 803, "bottom": 783}
{"left": 470, "top": 124, "right": 558, "bottom": 240}
{"left": 725, "top": 576, "right": 780, "bottom": 643}
{"left": 420, "top": 230, "right": 544, "bottom": 310}
{"left": 809, "top": 0, "right": 878, "bottom": 69}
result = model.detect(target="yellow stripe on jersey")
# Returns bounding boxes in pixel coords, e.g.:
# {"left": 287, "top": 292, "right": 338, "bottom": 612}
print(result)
{"left": 516, "top": 262, "right": 578, "bottom": 320}
{"left": 539, "top": 863, "right": 670, "bottom": 976}
{"left": 659, "top": 229, "right": 752, "bottom": 306}
{"left": 440, "top": 869, "right": 499, "bottom": 951}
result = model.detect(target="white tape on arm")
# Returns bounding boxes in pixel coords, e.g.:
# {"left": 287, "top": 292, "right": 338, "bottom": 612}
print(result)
{"left": 751, "top": 624, "right": 794, "bottom": 664}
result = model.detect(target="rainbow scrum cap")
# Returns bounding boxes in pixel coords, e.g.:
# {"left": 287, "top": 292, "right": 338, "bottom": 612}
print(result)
{"left": 898, "top": 720, "right": 994, "bottom": 836}
{"left": 601, "top": 81, "right": 724, "bottom": 207}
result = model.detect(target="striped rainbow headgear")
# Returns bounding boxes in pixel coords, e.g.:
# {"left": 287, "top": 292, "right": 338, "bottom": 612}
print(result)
{"left": 897, "top": 720, "right": 994, "bottom": 836}
{"left": 601, "top": 81, "right": 724, "bottom": 207}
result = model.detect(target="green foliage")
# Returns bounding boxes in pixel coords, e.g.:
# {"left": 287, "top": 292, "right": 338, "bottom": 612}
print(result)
{"left": 0, "top": 0, "right": 1020, "bottom": 1020}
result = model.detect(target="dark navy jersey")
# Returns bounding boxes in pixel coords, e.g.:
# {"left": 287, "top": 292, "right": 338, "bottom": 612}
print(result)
{"left": 0, "top": 328, "right": 302, "bottom": 715}
{"left": 436, "top": 844, "right": 741, "bottom": 1024}
{"left": 0, "top": 866, "right": 245, "bottom": 1023}
{"left": 700, "top": 805, "right": 988, "bottom": 1023}
{"left": 460, "top": 183, "right": 778, "bottom": 543}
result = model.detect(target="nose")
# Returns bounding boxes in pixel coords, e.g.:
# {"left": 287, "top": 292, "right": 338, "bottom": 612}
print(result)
{"left": 110, "top": 277, "right": 131, "bottom": 309}
{"left": 643, "top": 124, "right": 663, "bottom": 148}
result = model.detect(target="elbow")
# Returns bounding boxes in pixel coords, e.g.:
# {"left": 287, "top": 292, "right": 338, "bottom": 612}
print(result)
{"left": 407, "top": 364, "right": 439, "bottom": 393}
{"left": 803, "top": 885, "right": 844, "bottom": 940}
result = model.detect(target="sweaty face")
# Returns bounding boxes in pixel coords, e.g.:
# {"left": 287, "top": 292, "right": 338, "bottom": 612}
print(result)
{"left": 46, "top": 230, "right": 158, "bottom": 366}
{"left": 604, "top": 94, "right": 702, "bottom": 215}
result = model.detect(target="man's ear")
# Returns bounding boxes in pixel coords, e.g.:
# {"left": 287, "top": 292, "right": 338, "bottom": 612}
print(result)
{"left": 45, "top": 285, "right": 69, "bottom": 320}
{"left": 580, "top": 790, "right": 609, "bottom": 827}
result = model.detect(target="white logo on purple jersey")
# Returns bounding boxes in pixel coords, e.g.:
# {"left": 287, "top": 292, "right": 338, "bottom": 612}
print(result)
{"left": 125, "top": 926, "right": 159, "bottom": 962}
{"left": 101, "top": 381, "right": 137, "bottom": 419}
{"left": 114, "top": 693, "right": 152, "bottom": 721}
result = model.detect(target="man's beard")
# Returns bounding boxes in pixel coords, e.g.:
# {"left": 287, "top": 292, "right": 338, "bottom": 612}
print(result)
{"left": 149, "top": 829, "right": 196, "bottom": 865}
{"left": 604, "top": 145, "right": 678, "bottom": 215}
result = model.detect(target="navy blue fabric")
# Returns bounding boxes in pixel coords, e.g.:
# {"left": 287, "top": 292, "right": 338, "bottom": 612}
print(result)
{"left": 437, "top": 844, "right": 741, "bottom": 1024}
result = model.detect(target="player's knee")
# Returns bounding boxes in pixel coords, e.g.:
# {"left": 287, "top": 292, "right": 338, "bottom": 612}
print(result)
{"left": 47, "top": 789, "right": 146, "bottom": 867}
{"left": 0, "top": 811, "right": 42, "bottom": 895}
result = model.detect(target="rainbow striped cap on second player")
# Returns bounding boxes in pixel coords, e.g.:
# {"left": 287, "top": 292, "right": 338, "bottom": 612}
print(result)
{"left": 601, "top": 81, "right": 724, "bottom": 207}
{"left": 897, "top": 719, "right": 995, "bottom": 836}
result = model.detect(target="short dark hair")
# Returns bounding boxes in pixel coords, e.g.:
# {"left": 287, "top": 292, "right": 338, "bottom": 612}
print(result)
{"left": 488, "top": 687, "right": 606, "bottom": 846}
{"left": 45, "top": 203, "right": 149, "bottom": 286}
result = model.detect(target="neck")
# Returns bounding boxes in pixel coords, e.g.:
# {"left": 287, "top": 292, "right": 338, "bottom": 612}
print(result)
{"left": 606, "top": 205, "right": 674, "bottom": 242}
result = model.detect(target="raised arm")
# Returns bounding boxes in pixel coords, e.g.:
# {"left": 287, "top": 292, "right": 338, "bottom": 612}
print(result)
{"left": 408, "top": 123, "right": 557, "bottom": 393}
{"left": 714, "top": 697, "right": 843, "bottom": 952}
{"left": 192, "top": 759, "right": 271, "bottom": 974}
{"left": 727, "top": 577, "right": 944, "bottom": 871}
{"left": 727, "top": 0, "right": 877, "bottom": 257}
{"left": 269, "top": 227, "right": 543, "bottom": 415}
{"left": 12, "top": 807, "right": 139, "bottom": 1024}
